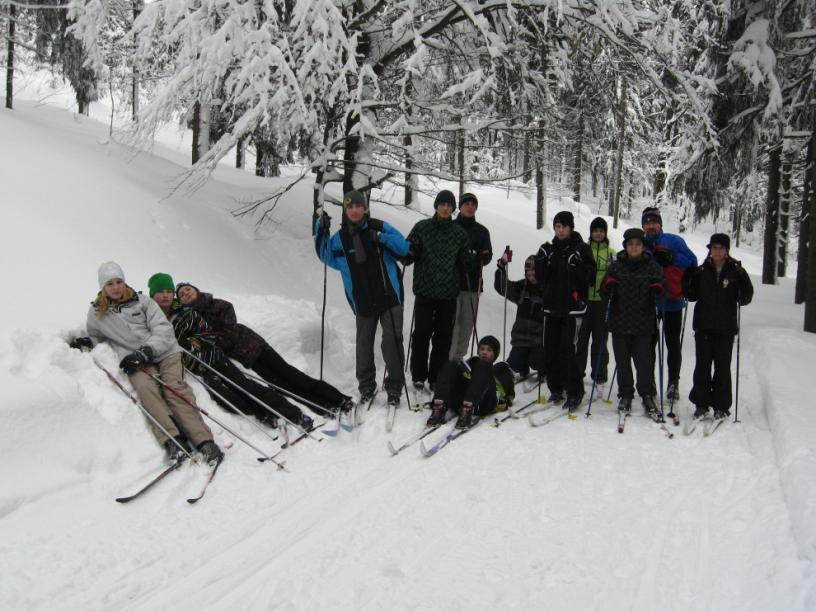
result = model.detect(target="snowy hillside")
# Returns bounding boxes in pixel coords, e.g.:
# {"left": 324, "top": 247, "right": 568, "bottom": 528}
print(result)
{"left": 1, "top": 101, "right": 815, "bottom": 611}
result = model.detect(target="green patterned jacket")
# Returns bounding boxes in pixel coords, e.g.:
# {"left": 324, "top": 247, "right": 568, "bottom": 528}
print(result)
{"left": 407, "top": 215, "right": 471, "bottom": 300}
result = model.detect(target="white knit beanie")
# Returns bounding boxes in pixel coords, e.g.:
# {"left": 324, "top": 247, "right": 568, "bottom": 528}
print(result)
{"left": 98, "top": 261, "right": 125, "bottom": 288}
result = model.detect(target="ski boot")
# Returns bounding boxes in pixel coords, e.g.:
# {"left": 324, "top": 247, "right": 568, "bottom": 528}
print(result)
{"left": 426, "top": 400, "right": 446, "bottom": 427}
{"left": 164, "top": 436, "right": 189, "bottom": 464}
{"left": 196, "top": 440, "right": 224, "bottom": 465}
{"left": 455, "top": 402, "right": 474, "bottom": 429}
{"left": 617, "top": 397, "right": 632, "bottom": 413}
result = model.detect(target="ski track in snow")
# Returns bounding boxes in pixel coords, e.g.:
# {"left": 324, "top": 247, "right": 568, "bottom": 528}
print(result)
{"left": 0, "top": 98, "right": 814, "bottom": 610}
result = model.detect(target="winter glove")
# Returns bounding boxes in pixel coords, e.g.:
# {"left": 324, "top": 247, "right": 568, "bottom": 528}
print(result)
{"left": 497, "top": 247, "right": 513, "bottom": 268}
{"left": 603, "top": 276, "right": 620, "bottom": 300}
{"left": 480, "top": 250, "right": 492, "bottom": 265}
{"left": 653, "top": 244, "right": 674, "bottom": 266}
{"left": 119, "top": 346, "right": 154, "bottom": 376}
{"left": 69, "top": 336, "right": 94, "bottom": 351}
{"left": 567, "top": 251, "right": 582, "bottom": 269}
{"left": 319, "top": 211, "right": 331, "bottom": 230}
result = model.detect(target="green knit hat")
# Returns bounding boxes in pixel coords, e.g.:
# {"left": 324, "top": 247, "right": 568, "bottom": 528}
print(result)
{"left": 148, "top": 272, "right": 175, "bottom": 297}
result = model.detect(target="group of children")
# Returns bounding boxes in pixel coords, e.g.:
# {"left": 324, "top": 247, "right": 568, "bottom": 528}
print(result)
{"left": 70, "top": 195, "right": 754, "bottom": 465}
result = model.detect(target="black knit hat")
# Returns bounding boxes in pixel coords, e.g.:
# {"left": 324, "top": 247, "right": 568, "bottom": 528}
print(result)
{"left": 589, "top": 217, "right": 608, "bottom": 234}
{"left": 707, "top": 233, "right": 731, "bottom": 251}
{"left": 175, "top": 281, "right": 199, "bottom": 297}
{"left": 434, "top": 190, "right": 457, "bottom": 209}
{"left": 343, "top": 190, "right": 368, "bottom": 212}
{"left": 642, "top": 207, "right": 662, "bottom": 226}
{"left": 459, "top": 192, "right": 478, "bottom": 208}
{"left": 477, "top": 335, "right": 500, "bottom": 361}
{"left": 553, "top": 210, "right": 575, "bottom": 229}
{"left": 622, "top": 228, "right": 646, "bottom": 247}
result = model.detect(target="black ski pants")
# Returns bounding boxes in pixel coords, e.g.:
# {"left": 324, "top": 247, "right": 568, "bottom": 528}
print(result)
{"left": 507, "top": 345, "right": 545, "bottom": 378}
{"left": 410, "top": 295, "right": 457, "bottom": 386}
{"left": 432, "top": 359, "right": 497, "bottom": 416}
{"left": 652, "top": 309, "right": 683, "bottom": 384}
{"left": 544, "top": 316, "right": 582, "bottom": 399}
{"left": 575, "top": 299, "right": 610, "bottom": 383}
{"left": 612, "top": 333, "right": 655, "bottom": 400}
{"left": 252, "top": 345, "right": 345, "bottom": 413}
{"left": 689, "top": 331, "right": 735, "bottom": 412}
{"left": 204, "top": 357, "right": 304, "bottom": 422}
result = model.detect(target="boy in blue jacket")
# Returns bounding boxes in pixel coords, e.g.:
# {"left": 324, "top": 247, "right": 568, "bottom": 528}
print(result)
{"left": 315, "top": 190, "right": 410, "bottom": 409}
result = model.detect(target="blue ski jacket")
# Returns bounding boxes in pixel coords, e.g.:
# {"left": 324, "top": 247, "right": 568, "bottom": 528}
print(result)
{"left": 643, "top": 230, "right": 698, "bottom": 313}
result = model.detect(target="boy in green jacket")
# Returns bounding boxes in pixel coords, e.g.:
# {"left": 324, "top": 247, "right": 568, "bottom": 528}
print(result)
{"left": 406, "top": 190, "right": 472, "bottom": 397}
{"left": 576, "top": 217, "right": 615, "bottom": 385}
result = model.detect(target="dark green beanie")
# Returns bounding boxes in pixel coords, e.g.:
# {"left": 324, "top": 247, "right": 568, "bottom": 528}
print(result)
{"left": 148, "top": 272, "right": 175, "bottom": 297}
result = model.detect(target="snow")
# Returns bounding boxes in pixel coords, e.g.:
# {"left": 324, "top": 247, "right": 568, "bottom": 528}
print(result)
{"left": 1, "top": 97, "right": 815, "bottom": 610}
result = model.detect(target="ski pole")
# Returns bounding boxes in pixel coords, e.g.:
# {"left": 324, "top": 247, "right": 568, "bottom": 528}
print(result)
{"left": 187, "top": 371, "right": 281, "bottom": 445}
{"left": 405, "top": 297, "right": 416, "bottom": 373}
{"left": 734, "top": 303, "right": 741, "bottom": 424}
{"left": 144, "top": 370, "right": 287, "bottom": 469}
{"left": 384, "top": 305, "right": 413, "bottom": 411}
{"left": 181, "top": 349, "right": 320, "bottom": 441}
{"left": 320, "top": 248, "right": 328, "bottom": 381}
{"left": 502, "top": 245, "right": 511, "bottom": 360}
{"left": 657, "top": 309, "right": 665, "bottom": 419}
{"left": 586, "top": 299, "right": 612, "bottom": 417}
{"left": 667, "top": 305, "right": 688, "bottom": 421}
{"left": 468, "top": 260, "right": 484, "bottom": 356}
{"left": 603, "top": 366, "right": 617, "bottom": 404}
{"left": 92, "top": 358, "right": 193, "bottom": 461}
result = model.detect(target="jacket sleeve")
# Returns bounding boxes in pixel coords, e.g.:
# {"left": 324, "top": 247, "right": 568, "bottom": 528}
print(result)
{"left": 379, "top": 222, "right": 410, "bottom": 257}
{"left": 579, "top": 243, "right": 597, "bottom": 290}
{"left": 141, "top": 296, "right": 179, "bottom": 356}
{"left": 534, "top": 243, "right": 550, "bottom": 285}
{"left": 735, "top": 263, "right": 754, "bottom": 306}
{"left": 85, "top": 307, "right": 106, "bottom": 345}
{"left": 480, "top": 229, "right": 493, "bottom": 265}
{"left": 493, "top": 267, "right": 523, "bottom": 302}
{"left": 671, "top": 236, "right": 698, "bottom": 270}
{"left": 682, "top": 266, "right": 701, "bottom": 302}
{"left": 314, "top": 219, "right": 344, "bottom": 270}
{"left": 494, "top": 362, "right": 516, "bottom": 403}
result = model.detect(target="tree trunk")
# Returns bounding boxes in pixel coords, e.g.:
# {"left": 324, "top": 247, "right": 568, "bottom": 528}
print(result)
{"left": 572, "top": 113, "right": 583, "bottom": 202}
{"left": 5, "top": 3, "right": 14, "bottom": 110}
{"left": 653, "top": 106, "right": 674, "bottom": 199}
{"left": 404, "top": 133, "right": 414, "bottom": 207}
{"left": 610, "top": 80, "right": 627, "bottom": 228}
{"left": 236, "top": 136, "right": 245, "bottom": 169}
{"left": 192, "top": 102, "right": 201, "bottom": 164}
{"left": 806, "top": 127, "right": 816, "bottom": 331}
{"left": 131, "top": 0, "right": 142, "bottom": 120}
{"left": 536, "top": 120, "right": 546, "bottom": 230}
{"left": 762, "top": 142, "right": 782, "bottom": 285}
{"left": 457, "top": 129, "right": 465, "bottom": 197}
{"left": 522, "top": 129, "right": 531, "bottom": 183}
{"left": 777, "top": 151, "right": 793, "bottom": 278}
{"left": 796, "top": 131, "right": 815, "bottom": 303}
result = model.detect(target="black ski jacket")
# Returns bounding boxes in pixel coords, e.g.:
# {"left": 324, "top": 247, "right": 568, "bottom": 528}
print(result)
{"left": 602, "top": 251, "right": 665, "bottom": 336}
{"left": 534, "top": 231, "right": 595, "bottom": 316}
{"left": 455, "top": 215, "right": 492, "bottom": 292}
{"left": 494, "top": 266, "right": 545, "bottom": 347}
{"left": 682, "top": 257, "right": 753, "bottom": 335}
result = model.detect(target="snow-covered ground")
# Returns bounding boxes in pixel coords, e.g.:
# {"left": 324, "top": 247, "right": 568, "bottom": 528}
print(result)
{"left": 1, "top": 97, "right": 815, "bottom": 611}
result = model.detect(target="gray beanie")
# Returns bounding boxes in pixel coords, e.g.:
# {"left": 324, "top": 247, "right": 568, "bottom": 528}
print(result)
{"left": 98, "top": 261, "right": 125, "bottom": 288}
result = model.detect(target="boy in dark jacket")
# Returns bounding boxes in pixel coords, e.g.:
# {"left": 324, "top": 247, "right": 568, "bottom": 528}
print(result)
{"left": 150, "top": 273, "right": 318, "bottom": 429}
{"left": 494, "top": 253, "right": 545, "bottom": 385}
{"left": 426, "top": 335, "right": 515, "bottom": 429}
{"left": 314, "top": 190, "right": 410, "bottom": 408}
{"left": 449, "top": 192, "right": 493, "bottom": 360}
{"left": 602, "top": 228, "right": 665, "bottom": 414}
{"left": 405, "top": 189, "right": 472, "bottom": 394}
{"left": 175, "top": 282, "right": 353, "bottom": 416}
{"left": 682, "top": 233, "right": 753, "bottom": 420}
{"left": 534, "top": 211, "right": 596, "bottom": 409}
{"left": 576, "top": 216, "right": 615, "bottom": 385}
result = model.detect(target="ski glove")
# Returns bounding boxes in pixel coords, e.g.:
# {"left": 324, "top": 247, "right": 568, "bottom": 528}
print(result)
{"left": 119, "top": 346, "right": 155, "bottom": 375}
{"left": 319, "top": 211, "right": 331, "bottom": 230}
{"left": 603, "top": 276, "right": 620, "bottom": 300}
{"left": 497, "top": 247, "right": 513, "bottom": 268}
{"left": 653, "top": 244, "right": 674, "bottom": 266}
{"left": 69, "top": 336, "right": 94, "bottom": 351}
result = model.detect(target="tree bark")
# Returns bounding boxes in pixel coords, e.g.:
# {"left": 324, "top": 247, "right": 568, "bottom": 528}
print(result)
{"left": 404, "top": 133, "right": 414, "bottom": 207}
{"left": 236, "top": 136, "right": 244, "bottom": 169}
{"left": 796, "top": 131, "right": 815, "bottom": 304}
{"left": 457, "top": 128, "right": 465, "bottom": 197}
{"left": 610, "top": 80, "right": 627, "bottom": 228}
{"left": 6, "top": 3, "right": 14, "bottom": 110}
{"left": 777, "top": 152, "right": 793, "bottom": 278}
{"left": 536, "top": 120, "right": 546, "bottom": 230}
{"left": 131, "top": 0, "right": 142, "bottom": 120}
{"left": 522, "top": 129, "right": 531, "bottom": 183}
{"left": 572, "top": 113, "right": 583, "bottom": 201}
{"left": 762, "top": 142, "right": 782, "bottom": 285}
